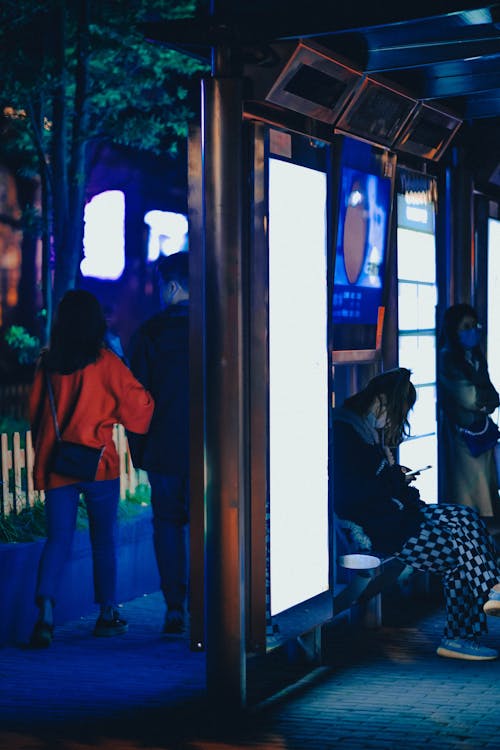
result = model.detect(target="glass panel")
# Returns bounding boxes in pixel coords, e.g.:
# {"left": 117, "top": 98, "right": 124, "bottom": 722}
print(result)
{"left": 269, "top": 158, "right": 329, "bottom": 615}
{"left": 397, "top": 197, "right": 437, "bottom": 503}
{"left": 397, "top": 227, "right": 436, "bottom": 283}
{"left": 398, "top": 282, "right": 437, "bottom": 332}
{"left": 399, "top": 435, "right": 438, "bottom": 503}
{"left": 488, "top": 219, "right": 500, "bottom": 417}
{"left": 398, "top": 282, "right": 418, "bottom": 331}
{"left": 398, "top": 334, "right": 436, "bottom": 385}
{"left": 415, "top": 284, "right": 438, "bottom": 330}
{"left": 407, "top": 384, "right": 437, "bottom": 437}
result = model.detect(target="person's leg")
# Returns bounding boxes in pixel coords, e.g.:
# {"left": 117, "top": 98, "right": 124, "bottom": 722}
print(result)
{"left": 83, "top": 478, "right": 126, "bottom": 636}
{"left": 148, "top": 471, "right": 189, "bottom": 632}
{"left": 397, "top": 504, "right": 499, "bottom": 658}
{"left": 421, "top": 504, "right": 499, "bottom": 618}
{"left": 443, "top": 504, "right": 498, "bottom": 560}
{"left": 31, "top": 483, "right": 81, "bottom": 646}
{"left": 447, "top": 504, "right": 500, "bottom": 619}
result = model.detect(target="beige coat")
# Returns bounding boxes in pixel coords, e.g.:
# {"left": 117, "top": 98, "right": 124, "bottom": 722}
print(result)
{"left": 439, "top": 348, "right": 499, "bottom": 517}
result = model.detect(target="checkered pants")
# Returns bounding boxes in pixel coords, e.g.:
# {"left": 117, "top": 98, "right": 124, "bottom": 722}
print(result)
{"left": 397, "top": 504, "right": 499, "bottom": 639}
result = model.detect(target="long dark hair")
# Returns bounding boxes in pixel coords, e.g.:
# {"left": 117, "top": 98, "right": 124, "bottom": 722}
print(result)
{"left": 439, "top": 303, "right": 481, "bottom": 378}
{"left": 344, "top": 367, "right": 416, "bottom": 446}
{"left": 44, "top": 290, "right": 106, "bottom": 374}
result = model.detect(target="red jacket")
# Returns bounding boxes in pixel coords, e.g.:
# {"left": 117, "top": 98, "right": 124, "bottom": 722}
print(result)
{"left": 29, "top": 348, "right": 154, "bottom": 490}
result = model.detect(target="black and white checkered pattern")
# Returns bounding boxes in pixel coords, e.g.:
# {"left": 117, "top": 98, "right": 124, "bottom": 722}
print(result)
{"left": 397, "top": 504, "right": 499, "bottom": 639}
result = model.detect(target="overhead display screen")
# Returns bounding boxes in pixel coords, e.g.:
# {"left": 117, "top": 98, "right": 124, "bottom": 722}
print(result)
{"left": 268, "top": 157, "right": 329, "bottom": 616}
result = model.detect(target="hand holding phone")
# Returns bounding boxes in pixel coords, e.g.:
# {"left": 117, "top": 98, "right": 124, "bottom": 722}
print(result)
{"left": 405, "top": 465, "right": 432, "bottom": 479}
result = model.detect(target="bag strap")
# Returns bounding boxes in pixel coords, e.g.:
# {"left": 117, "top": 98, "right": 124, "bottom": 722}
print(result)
{"left": 44, "top": 367, "right": 61, "bottom": 442}
{"left": 460, "top": 416, "right": 490, "bottom": 437}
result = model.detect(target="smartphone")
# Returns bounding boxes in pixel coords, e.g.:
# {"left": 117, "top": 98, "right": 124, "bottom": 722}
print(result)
{"left": 405, "top": 465, "right": 432, "bottom": 478}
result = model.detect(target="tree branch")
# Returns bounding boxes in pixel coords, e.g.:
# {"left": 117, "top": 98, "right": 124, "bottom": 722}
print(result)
{"left": 24, "top": 97, "right": 54, "bottom": 198}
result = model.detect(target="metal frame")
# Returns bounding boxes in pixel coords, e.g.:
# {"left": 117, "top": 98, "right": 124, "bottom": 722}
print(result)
{"left": 331, "top": 310, "right": 385, "bottom": 365}
{"left": 247, "top": 122, "right": 334, "bottom": 654}
{"left": 188, "top": 124, "right": 206, "bottom": 653}
{"left": 335, "top": 76, "right": 417, "bottom": 150}
{"left": 202, "top": 74, "right": 247, "bottom": 705}
{"left": 394, "top": 102, "right": 462, "bottom": 162}
{"left": 248, "top": 122, "right": 269, "bottom": 654}
{"left": 188, "top": 72, "right": 249, "bottom": 707}
{"left": 330, "top": 143, "right": 398, "bottom": 365}
{"left": 265, "top": 40, "right": 363, "bottom": 125}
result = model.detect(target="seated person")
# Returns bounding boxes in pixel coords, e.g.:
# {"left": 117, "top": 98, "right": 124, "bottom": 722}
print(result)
{"left": 332, "top": 367, "right": 500, "bottom": 662}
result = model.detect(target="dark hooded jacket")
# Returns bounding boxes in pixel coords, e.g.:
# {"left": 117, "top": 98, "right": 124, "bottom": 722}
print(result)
{"left": 127, "top": 303, "right": 189, "bottom": 475}
{"left": 332, "top": 406, "right": 426, "bottom": 554}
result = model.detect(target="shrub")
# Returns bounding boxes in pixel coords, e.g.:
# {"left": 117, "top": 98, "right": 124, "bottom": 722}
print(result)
{"left": 0, "top": 487, "right": 151, "bottom": 544}
{"left": 4, "top": 325, "right": 40, "bottom": 365}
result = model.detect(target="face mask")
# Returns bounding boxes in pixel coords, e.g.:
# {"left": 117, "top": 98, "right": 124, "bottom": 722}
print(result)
{"left": 367, "top": 404, "right": 387, "bottom": 430}
{"left": 458, "top": 328, "right": 480, "bottom": 349}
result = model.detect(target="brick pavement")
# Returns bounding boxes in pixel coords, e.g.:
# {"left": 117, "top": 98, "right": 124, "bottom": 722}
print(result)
{"left": 1, "top": 590, "right": 500, "bottom": 749}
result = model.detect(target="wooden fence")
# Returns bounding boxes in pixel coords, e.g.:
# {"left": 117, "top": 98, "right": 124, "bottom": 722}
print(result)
{"left": 0, "top": 424, "right": 149, "bottom": 516}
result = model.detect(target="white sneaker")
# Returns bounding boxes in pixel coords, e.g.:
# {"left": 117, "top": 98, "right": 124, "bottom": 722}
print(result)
{"left": 483, "top": 584, "right": 500, "bottom": 617}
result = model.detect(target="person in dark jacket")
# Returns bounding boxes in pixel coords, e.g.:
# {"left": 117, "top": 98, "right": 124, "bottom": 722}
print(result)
{"left": 438, "top": 303, "right": 500, "bottom": 519}
{"left": 128, "top": 252, "right": 189, "bottom": 634}
{"left": 333, "top": 367, "right": 500, "bottom": 661}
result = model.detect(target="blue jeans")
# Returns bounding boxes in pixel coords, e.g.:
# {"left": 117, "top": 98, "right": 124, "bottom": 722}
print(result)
{"left": 35, "top": 479, "right": 120, "bottom": 608}
{"left": 148, "top": 471, "right": 189, "bottom": 612}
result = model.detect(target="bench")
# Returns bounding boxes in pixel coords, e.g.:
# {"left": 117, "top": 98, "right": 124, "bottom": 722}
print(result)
{"left": 332, "top": 516, "right": 408, "bottom": 627}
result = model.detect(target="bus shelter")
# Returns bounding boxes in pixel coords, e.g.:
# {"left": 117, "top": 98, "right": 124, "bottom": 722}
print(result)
{"left": 142, "top": 1, "right": 475, "bottom": 710}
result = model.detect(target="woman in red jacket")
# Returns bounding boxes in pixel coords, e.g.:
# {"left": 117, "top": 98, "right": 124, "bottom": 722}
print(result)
{"left": 29, "top": 290, "right": 154, "bottom": 648}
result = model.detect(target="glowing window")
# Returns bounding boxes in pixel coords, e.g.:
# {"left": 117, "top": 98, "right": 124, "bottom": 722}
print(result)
{"left": 487, "top": 218, "right": 500, "bottom": 416}
{"left": 144, "top": 210, "right": 188, "bottom": 262}
{"left": 397, "top": 200, "right": 438, "bottom": 503}
{"left": 81, "top": 191, "right": 125, "bottom": 280}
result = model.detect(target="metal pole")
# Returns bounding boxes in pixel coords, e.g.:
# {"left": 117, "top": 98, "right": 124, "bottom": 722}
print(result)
{"left": 188, "top": 123, "right": 206, "bottom": 653}
{"left": 202, "top": 73, "right": 246, "bottom": 708}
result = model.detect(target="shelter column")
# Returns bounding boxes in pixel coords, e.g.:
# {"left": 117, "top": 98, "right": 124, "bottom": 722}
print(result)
{"left": 202, "top": 72, "right": 247, "bottom": 707}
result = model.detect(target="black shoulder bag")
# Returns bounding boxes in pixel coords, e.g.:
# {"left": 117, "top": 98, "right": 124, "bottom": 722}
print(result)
{"left": 45, "top": 370, "right": 104, "bottom": 481}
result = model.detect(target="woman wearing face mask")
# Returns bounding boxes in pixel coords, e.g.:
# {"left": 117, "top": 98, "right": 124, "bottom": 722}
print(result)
{"left": 333, "top": 368, "right": 426, "bottom": 558}
{"left": 438, "top": 303, "right": 500, "bottom": 520}
{"left": 333, "top": 368, "right": 500, "bottom": 661}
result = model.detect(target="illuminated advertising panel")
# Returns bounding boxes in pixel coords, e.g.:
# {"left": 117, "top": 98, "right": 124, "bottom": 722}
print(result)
{"left": 268, "top": 158, "right": 329, "bottom": 615}
{"left": 332, "top": 166, "right": 392, "bottom": 355}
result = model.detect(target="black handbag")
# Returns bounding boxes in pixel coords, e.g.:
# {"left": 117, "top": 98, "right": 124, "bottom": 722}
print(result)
{"left": 460, "top": 416, "right": 500, "bottom": 458}
{"left": 45, "top": 370, "right": 104, "bottom": 481}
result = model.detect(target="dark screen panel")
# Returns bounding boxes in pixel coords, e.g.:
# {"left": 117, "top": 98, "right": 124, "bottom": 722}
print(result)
{"left": 395, "top": 104, "right": 462, "bottom": 160}
{"left": 266, "top": 41, "right": 362, "bottom": 125}
{"left": 336, "top": 80, "right": 416, "bottom": 148}
{"left": 284, "top": 65, "right": 350, "bottom": 110}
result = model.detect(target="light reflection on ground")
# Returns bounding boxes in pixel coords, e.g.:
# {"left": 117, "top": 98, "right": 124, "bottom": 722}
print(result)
{"left": 0, "top": 733, "right": 289, "bottom": 750}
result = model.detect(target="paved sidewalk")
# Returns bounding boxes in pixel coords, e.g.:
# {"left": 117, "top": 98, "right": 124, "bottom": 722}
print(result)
{"left": 1, "top": 590, "right": 500, "bottom": 749}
